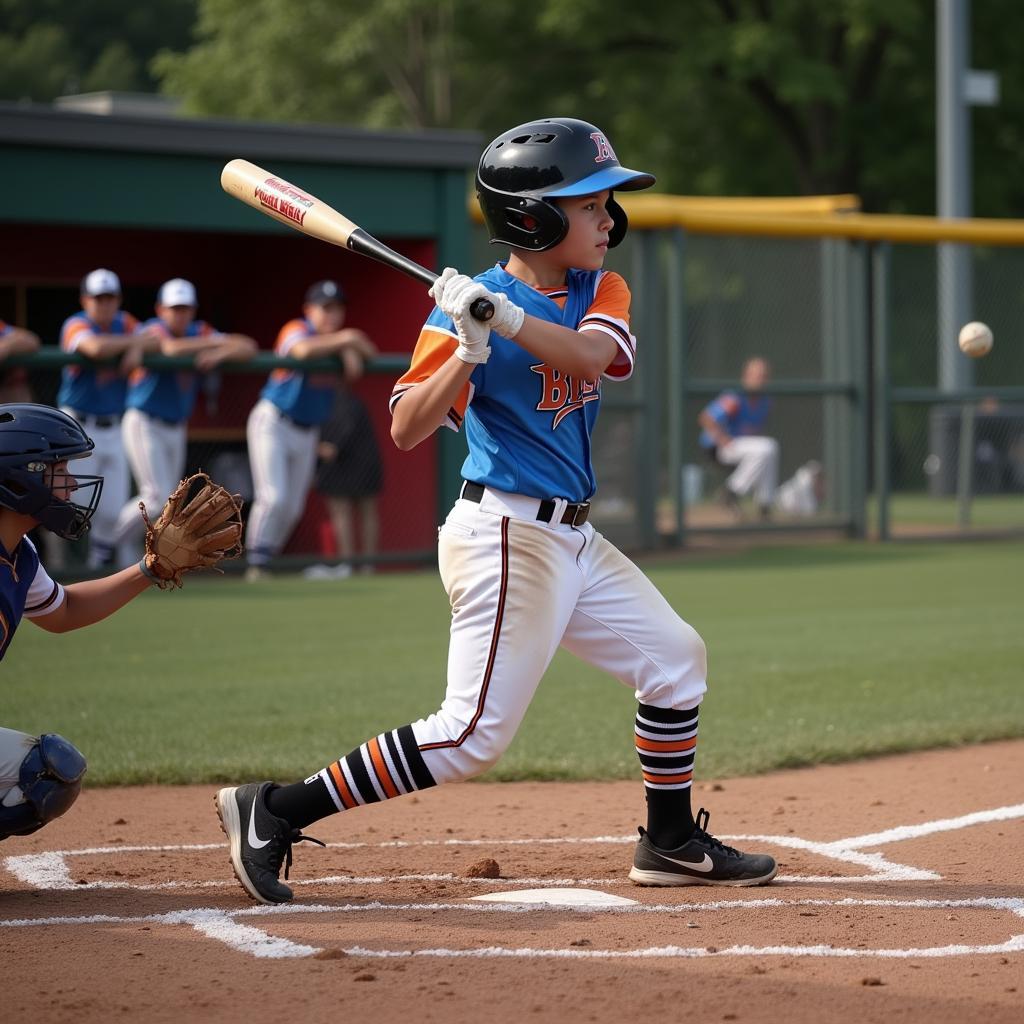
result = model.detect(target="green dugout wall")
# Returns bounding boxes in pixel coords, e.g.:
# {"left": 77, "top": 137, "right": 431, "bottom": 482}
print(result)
{"left": 0, "top": 102, "right": 482, "bottom": 541}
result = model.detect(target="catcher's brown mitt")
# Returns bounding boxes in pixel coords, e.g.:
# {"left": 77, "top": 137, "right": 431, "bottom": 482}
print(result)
{"left": 140, "top": 472, "right": 244, "bottom": 589}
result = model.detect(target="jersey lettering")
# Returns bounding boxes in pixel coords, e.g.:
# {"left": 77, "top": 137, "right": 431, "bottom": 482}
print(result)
{"left": 531, "top": 365, "right": 600, "bottom": 428}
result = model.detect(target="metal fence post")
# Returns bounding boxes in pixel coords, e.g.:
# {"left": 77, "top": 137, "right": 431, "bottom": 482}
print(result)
{"left": 871, "top": 242, "right": 892, "bottom": 541}
{"left": 665, "top": 228, "right": 687, "bottom": 545}
{"left": 850, "top": 240, "right": 870, "bottom": 538}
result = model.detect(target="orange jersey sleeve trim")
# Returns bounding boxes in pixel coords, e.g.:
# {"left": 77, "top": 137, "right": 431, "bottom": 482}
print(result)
{"left": 390, "top": 325, "right": 471, "bottom": 430}
{"left": 577, "top": 271, "right": 636, "bottom": 381}
{"left": 61, "top": 318, "right": 95, "bottom": 353}
{"left": 274, "top": 319, "right": 309, "bottom": 355}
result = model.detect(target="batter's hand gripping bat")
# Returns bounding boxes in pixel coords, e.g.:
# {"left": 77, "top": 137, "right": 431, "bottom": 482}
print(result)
{"left": 220, "top": 159, "right": 494, "bottom": 321}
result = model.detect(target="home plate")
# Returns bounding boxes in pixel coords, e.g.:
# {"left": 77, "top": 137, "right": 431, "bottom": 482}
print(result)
{"left": 470, "top": 888, "right": 638, "bottom": 907}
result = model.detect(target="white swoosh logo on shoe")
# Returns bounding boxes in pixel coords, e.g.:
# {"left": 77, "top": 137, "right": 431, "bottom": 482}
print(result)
{"left": 657, "top": 852, "right": 715, "bottom": 872}
{"left": 247, "top": 793, "right": 271, "bottom": 849}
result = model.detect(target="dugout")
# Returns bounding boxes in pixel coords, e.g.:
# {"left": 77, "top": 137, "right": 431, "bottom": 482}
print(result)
{"left": 0, "top": 101, "right": 482, "bottom": 559}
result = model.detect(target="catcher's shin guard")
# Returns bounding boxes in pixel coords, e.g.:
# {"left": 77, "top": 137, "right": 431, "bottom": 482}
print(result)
{"left": 0, "top": 733, "right": 87, "bottom": 839}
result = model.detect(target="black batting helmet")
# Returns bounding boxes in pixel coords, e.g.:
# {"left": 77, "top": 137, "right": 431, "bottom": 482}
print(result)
{"left": 0, "top": 404, "right": 103, "bottom": 540}
{"left": 476, "top": 117, "right": 656, "bottom": 252}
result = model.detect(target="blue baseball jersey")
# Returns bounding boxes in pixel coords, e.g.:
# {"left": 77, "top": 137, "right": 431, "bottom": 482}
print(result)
{"left": 0, "top": 537, "right": 64, "bottom": 661}
{"left": 57, "top": 310, "right": 140, "bottom": 416}
{"left": 699, "top": 391, "right": 773, "bottom": 449}
{"left": 391, "top": 264, "right": 636, "bottom": 503}
{"left": 127, "top": 317, "right": 220, "bottom": 422}
{"left": 260, "top": 318, "right": 338, "bottom": 426}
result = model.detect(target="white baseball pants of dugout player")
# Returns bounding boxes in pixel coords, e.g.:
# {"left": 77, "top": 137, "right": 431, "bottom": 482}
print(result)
{"left": 59, "top": 410, "right": 129, "bottom": 567}
{"left": 716, "top": 436, "right": 780, "bottom": 508}
{"left": 113, "top": 407, "right": 188, "bottom": 549}
{"left": 245, "top": 398, "right": 319, "bottom": 566}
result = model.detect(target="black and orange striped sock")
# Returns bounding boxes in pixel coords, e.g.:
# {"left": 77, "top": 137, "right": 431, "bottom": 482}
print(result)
{"left": 266, "top": 724, "right": 437, "bottom": 830}
{"left": 635, "top": 703, "right": 698, "bottom": 850}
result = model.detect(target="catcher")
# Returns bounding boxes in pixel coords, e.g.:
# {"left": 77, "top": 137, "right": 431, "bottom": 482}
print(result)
{"left": 0, "top": 403, "right": 242, "bottom": 840}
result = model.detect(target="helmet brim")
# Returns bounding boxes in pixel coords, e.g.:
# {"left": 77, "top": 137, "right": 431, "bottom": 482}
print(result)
{"left": 544, "top": 166, "right": 655, "bottom": 198}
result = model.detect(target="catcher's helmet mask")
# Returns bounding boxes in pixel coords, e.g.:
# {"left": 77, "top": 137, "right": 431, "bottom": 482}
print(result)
{"left": 476, "top": 117, "right": 656, "bottom": 252}
{"left": 0, "top": 404, "right": 103, "bottom": 540}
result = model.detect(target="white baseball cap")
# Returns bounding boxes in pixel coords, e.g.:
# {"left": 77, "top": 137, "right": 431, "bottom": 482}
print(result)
{"left": 158, "top": 278, "right": 198, "bottom": 307}
{"left": 81, "top": 268, "right": 122, "bottom": 297}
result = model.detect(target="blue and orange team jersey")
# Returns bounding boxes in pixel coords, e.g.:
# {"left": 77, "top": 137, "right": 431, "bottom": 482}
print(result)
{"left": 260, "top": 318, "right": 339, "bottom": 426}
{"left": 126, "top": 317, "right": 220, "bottom": 422}
{"left": 391, "top": 264, "right": 636, "bottom": 503}
{"left": 0, "top": 537, "right": 64, "bottom": 661}
{"left": 56, "top": 310, "right": 140, "bottom": 416}
{"left": 698, "top": 391, "right": 773, "bottom": 449}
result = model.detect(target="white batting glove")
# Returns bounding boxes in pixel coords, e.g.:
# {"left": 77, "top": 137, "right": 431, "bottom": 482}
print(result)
{"left": 429, "top": 269, "right": 491, "bottom": 364}
{"left": 430, "top": 267, "right": 525, "bottom": 343}
{"left": 487, "top": 291, "right": 525, "bottom": 339}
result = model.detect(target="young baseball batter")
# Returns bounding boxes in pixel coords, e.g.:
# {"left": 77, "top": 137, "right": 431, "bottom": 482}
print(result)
{"left": 217, "top": 117, "right": 777, "bottom": 904}
{"left": 0, "top": 404, "right": 241, "bottom": 840}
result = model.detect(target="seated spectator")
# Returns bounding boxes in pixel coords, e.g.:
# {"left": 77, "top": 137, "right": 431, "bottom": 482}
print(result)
{"left": 697, "top": 356, "right": 778, "bottom": 519}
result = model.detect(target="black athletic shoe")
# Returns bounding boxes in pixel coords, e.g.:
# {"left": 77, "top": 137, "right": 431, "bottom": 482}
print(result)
{"left": 629, "top": 807, "right": 777, "bottom": 887}
{"left": 215, "top": 781, "right": 324, "bottom": 904}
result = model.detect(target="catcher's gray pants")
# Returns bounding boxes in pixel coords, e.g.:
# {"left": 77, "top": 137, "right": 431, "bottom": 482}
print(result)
{"left": 0, "top": 726, "right": 35, "bottom": 808}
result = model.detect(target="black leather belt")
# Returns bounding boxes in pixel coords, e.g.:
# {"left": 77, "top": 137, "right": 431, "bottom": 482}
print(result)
{"left": 70, "top": 411, "right": 118, "bottom": 428}
{"left": 461, "top": 481, "right": 591, "bottom": 527}
{"left": 273, "top": 405, "right": 316, "bottom": 430}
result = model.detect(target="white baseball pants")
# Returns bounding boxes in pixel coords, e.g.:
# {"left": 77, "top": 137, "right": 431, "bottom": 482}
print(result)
{"left": 60, "top": 410, "right": 129, "bottom": 566}
{"left": 246, "top": 399, "right": 319, "bottom": 565}
{"left": 717, "top": 436, "right": 779, "bottom": 506}
{"left": 114, "top": 408, "right": 187, "bottom": 548}
{"left": 411, "top": 487, "right": 707, "bottom": 785}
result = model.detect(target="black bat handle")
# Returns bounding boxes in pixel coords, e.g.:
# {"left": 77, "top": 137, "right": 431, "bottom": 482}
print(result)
{"left": 470, "top": 297, "right": 495, "bottom": 322}
{"left": 346, "top": 227, "right": 494, "bottom": 322}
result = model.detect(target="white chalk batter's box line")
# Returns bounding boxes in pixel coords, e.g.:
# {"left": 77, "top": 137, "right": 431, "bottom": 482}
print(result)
{"left": 2, "top": 897, "right": 1023, "bottom": 961}
{"left": 6, "top": 802, "right": 1023, "bottom": 892}
{"left": 2, "top": 803, "right": 1022, "bottom": 961}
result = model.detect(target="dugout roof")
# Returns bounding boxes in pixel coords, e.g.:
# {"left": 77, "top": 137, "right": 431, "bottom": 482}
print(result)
{"left": 0, "top": 101, "right": 481, "bottom": 250}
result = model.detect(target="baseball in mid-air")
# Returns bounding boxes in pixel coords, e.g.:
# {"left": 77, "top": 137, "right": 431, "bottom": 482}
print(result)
{"left": 958, "top": 321, "right": 994, "bottom": 358}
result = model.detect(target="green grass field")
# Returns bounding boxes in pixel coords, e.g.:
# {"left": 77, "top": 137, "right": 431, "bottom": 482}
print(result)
{"left": 883, "top": 493, "right": 1024, "bottom": 530}
{"left": 4, "top": 540, "right": 1022, "bottom": 786}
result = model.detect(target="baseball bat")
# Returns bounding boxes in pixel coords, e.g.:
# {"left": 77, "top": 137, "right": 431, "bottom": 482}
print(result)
{"left": 220, "top": 159, "right": 494, "bottom": 321}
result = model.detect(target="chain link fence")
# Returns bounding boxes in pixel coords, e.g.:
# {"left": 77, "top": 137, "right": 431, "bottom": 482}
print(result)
{"left": 872, "top": 240, "right": 1024, "bottom": 538}
{"left": 5, "top": 214, "right": 1024, "bottom": 576}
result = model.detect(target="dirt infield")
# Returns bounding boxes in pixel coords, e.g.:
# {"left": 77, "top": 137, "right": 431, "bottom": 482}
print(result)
{"left": 3, "top": 740, "right": 1023, "bottom": 1024}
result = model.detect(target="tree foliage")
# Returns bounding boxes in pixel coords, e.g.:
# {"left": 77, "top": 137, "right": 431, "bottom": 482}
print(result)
{"left": 4, "top": 0, "right": 1023, "bottom": 215}
{"left": 0, "top": 0, "right": 196, "bottom": 100}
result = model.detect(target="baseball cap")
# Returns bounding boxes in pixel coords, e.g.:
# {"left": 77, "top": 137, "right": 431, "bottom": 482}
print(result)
{"left": 304, "top": 280, "right": 347, "bottom": 306}
{"left": 158, "top": 278, "right": 198, "bottom": 307}
{"left": 81, "top": 268, "right": 122, "bottom": 297}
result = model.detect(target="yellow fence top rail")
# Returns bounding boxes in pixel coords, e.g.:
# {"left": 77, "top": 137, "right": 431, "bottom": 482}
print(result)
{"left": 469, "top": 190, "right": 1024, "bottom": 245}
